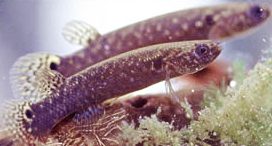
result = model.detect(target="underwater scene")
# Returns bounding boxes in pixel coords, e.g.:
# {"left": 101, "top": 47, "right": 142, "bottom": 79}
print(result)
{"left": 1, "top": 0, "right": 272, "bottom": 145}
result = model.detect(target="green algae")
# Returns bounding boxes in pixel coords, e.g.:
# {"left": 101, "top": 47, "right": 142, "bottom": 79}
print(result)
{"left": 120, "top": 58, "right": 272, "bottom": 146}
{"left": 120, "top": 115, "right": 183, "bottom": 146}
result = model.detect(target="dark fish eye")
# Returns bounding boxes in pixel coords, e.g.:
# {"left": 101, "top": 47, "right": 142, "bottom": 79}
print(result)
{"left": 195, "top": 44, "right": 209, "bottom": 56}
{"left": 250, "top": 5, "right": 267, "bottom": 20}
{"left": 25, "top": 109, "right": 33, "bottom": 119}
{"left": 153, "top": 58, "right": 163, "bottom": 70}
{"left": 50, "top": 62, "right": 58, "bottom": 70}
{"left": 205, "top": 15, "right": 215, "bottom": 25}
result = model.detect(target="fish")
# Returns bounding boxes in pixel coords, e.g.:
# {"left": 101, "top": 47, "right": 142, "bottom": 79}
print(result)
{"left": 9, "top": 2, "right": 270, "bottom": 108}
{"left": 5, "top": 40, "right": 221, "bottom": 144}
{"left": 4, "top": 2, "right": 271, "bottom": 145}
{"left": 56, "top": 3, "right": 270, "bottom": 77}
{"left": 9, "top": 2, "right": 271, "bottom": 108}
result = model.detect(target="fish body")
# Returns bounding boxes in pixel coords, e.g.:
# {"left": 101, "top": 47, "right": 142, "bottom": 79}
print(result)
{"left": 57, "top": 3, "right": 270, "bottom": 77}
{"left": 7, "top": 40, "right": 221, "bottom": 143}
{"left": 3, "top": 2, "right": 271, "bottom": 145}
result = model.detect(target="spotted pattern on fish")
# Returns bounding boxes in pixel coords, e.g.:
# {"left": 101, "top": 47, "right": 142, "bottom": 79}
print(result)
{"left": 3, "top": 2, "right": 271, "bottom": 145}
{"left": 6, "top": 40, "right": 221, "bottom": 143}
{"left": 56, "top": 3, "right": 270, "bottom": 77}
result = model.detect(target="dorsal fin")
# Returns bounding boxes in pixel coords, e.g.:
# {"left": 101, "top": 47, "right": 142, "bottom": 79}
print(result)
{"left": 62, "top": 20, "right": 101, "bottom": 47}
{"left": 9, "top": 53, "right": 65, "bottom": 102}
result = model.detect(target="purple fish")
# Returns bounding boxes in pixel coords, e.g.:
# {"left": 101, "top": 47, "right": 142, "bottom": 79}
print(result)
{"left": 56, "top": 3, "right": 270, "bottom": 77}
{"left": 6, "top": 40, "right": 220, "bottom": 144}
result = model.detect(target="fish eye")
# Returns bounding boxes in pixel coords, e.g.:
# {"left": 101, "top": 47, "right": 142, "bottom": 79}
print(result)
{"left": 205, "top": 14, "right": 215, "bottom": 25}
{"left": 195, "top": 44, "right": 209, "bottom": 56}
{"left": 25, "top": 109, "right": 33, "bottom": 119}
{"left": 250, "top": 5, "right": 267, "bottom": 20}
{"left": 50, "top": 62, "right": 58, "bottom": 70}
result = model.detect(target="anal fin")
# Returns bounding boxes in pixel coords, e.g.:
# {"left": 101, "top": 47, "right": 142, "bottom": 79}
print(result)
{"left": 73, "top": 105, "right": 105, "bottom": 124}
{"left": 62, "top": 20, "right": 101, "bottom": 47}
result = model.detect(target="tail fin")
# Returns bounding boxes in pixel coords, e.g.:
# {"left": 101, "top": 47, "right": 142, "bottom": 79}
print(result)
{"left": 9, "top": 53, "right": 65, "bottom": 103}
{"left": 4, "top": 53, "right": 66, "bottom": 144}
{"left": 62, "top": 20, "right": 101, "bottom": 46}
{"left": 2, "top": 99, "right": 37, "bottom": 145}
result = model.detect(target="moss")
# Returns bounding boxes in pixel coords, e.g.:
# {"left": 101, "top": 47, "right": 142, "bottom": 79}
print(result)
{"left": 201, "top": 60, "right": 246, "bottom": 109}
{"left": 186, "top": 58, "right": 272, "bottom": 145}
{"left": 231, "top": 60, "right": 246, "bottom": 86}
{"left": 120, "top": 58, "right": 272, "bottom": 146}
{"left": 180, "top": 98, "right": 194, "bottom": 119}
{"left": 120, "top": 115, "right": 182, "bottom": 146}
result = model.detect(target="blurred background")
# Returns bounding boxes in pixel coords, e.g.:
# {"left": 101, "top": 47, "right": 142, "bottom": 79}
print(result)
{"left": 0, "top": 0, "right": 272, "bottom": 104}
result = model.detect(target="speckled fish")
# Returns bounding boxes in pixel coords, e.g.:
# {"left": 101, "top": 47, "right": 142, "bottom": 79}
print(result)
{"left": 5, "top": 40, "right": 220, "bottom": 144}
{"left": 3, "top": 2, "right": 271, "bottom": 145}
{"left": 55, "top": 3, "right": 270, "bottom": 77}
{"left": 9, "top": 3, "right": 271, "bottom": 102}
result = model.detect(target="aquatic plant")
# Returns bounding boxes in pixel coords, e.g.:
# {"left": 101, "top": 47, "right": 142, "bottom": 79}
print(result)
{"left": 120, "top": 57, "right": 272, "bottom": 145}
{"left": 120, "top": 115, "right": 182, "bottom": 146}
